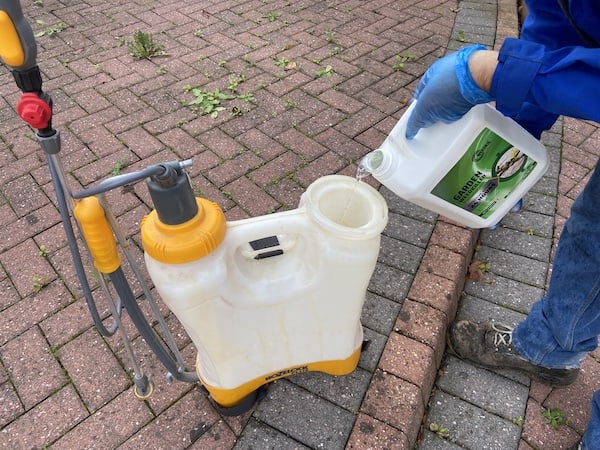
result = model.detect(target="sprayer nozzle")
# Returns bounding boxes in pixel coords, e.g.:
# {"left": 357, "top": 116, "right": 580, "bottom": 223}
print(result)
{"left": 151, "top": 165, "right": 178, "bottom": 188}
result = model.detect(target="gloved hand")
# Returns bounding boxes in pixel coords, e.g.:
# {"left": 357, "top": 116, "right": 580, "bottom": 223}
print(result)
{"left": 405, "top": 44, "right": 494, "bottom": 140}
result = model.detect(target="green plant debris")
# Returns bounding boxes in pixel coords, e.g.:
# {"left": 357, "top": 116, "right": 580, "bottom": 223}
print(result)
{"left": 127, "top": 30, "right": 167, "bottom": 60}
{"left": 457, "top": 30, "right": 466, "bottom": 42}
{"left": 543, "top": 408, "right": 569, "bottom": 430}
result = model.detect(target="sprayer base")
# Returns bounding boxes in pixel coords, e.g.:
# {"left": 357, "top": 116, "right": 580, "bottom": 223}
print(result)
{"left": 209, "top": 385, "right": 268, "bottom": 417}
{"left": 199, "top": 345, "right": 362, "bottom": 415}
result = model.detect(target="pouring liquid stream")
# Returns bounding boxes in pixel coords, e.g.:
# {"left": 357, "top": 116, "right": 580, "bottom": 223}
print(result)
{"left": 337, "top": 162, "right": 372, "bottom": 226}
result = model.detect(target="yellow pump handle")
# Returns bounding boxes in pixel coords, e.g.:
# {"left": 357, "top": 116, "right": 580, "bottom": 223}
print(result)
{"left": 73, "top": 197, "right": 122, "bottom": 274}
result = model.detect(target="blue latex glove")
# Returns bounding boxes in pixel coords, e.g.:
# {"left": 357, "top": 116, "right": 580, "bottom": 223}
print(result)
{"left": 405, "top": 44, "right": 494, "bottom": 140}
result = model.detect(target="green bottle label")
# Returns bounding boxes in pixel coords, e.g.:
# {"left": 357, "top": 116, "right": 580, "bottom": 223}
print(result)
{"left": 431, "top": 128, "right": 538, "bottom": 219}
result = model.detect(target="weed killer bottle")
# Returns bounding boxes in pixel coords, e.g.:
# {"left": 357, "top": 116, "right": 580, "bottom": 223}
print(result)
{"left": 361, "top": 102, "right": 549, "bottom": 228}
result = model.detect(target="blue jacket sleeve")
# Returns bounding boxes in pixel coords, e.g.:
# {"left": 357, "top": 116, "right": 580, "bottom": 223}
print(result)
{"left": 491, "top": 37, "right": 600, "bottom": 124}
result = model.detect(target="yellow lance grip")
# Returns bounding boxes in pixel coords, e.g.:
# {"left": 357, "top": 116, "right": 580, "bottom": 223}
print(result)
{"left": 73, "top": 197, "right": 121, "bottom": 274}
{"left": 0, "top": 10, "right": 25, "bottom": 67}
{"left": 0, "top": 0, "right": 37, "bottom": 71}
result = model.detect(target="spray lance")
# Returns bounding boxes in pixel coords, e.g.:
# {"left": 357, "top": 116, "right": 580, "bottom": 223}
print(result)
{"left": 0, "top": 0, "right": 125, "bottom": 336}
{"left": 0, "top": 0, "right": 53, "bottom": 132}
{"left": 0, "top": 0, "right": 199, "bottom": 397}
{"left": 0, "top": 0, "right": 155, "bottom": 396}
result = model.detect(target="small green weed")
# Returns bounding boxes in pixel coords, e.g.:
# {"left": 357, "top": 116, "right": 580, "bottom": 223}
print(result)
{"left": 38, "top": 245, "right": 49, "bottom": 258}
{"left": 284, "top": 98, "right": 297, "bottom": 109}
{"left": 315, "top": 65, "right": 334, "bottom": 78}
{"left": 543, "top": 408, "right": 569, "bottom": 430}
{"left": 183, "top": 72, "right": 255, "bottom": 119}
{"left": 237, "top": 92, "right": 255, "bottom": 103}
{"left": 393, "top": 52, "right": 415, "bottom": 70}
{"left": 185, "top": 87, "right": 235, "bottom": 118}
{"left": 512, "top": 416, "right": 524, "bottom": 427}
{"left": 274, "top": 56, "right": 290, "bottom": 68}
{"left": 34, "top": 20, "right": 67, "bottom": 37}
{"left": 429, "top": 423, "right": 455, "bottom": 442}
{"left": 32, "top": 275, "right": 47, "bottom": 293}
{"left": 264, "top": 11, "right": 282, "bottom": 22}
{"left": 330, "top": 46, "right": 342, "bottom": 56}
{"left": 111, "top": 157, "right": 126, "bottom": 176}
{"left": 128, "top": 30, "right": 167, "bottom": 60}
{"left": 228, "top": 74, "right": 247, "bottom": 93}
{"left": 457, "top": 30, "right": 466, "bottom": 42}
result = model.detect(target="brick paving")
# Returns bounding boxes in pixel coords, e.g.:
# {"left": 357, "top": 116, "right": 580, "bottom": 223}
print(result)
{"left": 0, "top": 0, "right": 598, "bottom": 449}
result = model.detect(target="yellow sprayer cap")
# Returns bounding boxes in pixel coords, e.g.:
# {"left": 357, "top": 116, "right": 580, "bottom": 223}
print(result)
{"left": 141, "top": 197, "right": 226, "bottom": 264}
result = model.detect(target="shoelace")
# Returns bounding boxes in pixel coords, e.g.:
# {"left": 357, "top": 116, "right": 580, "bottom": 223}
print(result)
{"left": 491, "top": 323, "right": 514, "bottom": 351}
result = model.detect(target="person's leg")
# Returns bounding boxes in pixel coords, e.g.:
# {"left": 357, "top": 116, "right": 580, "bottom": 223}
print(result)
{"left": 447, "top": 159, "right": 600, "bottom": 386}
{"left": 512, "top": 162, "right": 600, "bottom": 368}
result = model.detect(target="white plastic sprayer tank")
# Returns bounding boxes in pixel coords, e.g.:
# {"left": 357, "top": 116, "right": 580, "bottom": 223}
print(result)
{"left": 141, "top": 174, "right": 388, "bottom": 409}
{"left": 361, "top": 102, "right": 549, "bottom": 228}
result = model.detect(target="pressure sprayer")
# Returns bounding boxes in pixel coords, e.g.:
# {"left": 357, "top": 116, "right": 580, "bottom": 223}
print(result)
{"left": 0, "top": 0, "right": 389, "bottom": 416}
{"left": 361, "top": 101, "right": 549, "bottom": 229}
{"left": 141, "top": 170, "right": 388, "bottom": 413}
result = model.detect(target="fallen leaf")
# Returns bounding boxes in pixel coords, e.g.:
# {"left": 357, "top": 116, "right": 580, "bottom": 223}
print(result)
{"left": 468, "top": 260, "right": 488, "bottom": 281}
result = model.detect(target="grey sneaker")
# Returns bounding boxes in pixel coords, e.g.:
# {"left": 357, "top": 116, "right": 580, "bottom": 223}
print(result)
{"left": 447, "top": 321, "right": 579, "bottom": 386}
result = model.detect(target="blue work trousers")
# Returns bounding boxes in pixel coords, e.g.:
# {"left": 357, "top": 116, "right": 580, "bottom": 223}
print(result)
{"left": 512, "top": 161, "right": 600, "bottom": 448}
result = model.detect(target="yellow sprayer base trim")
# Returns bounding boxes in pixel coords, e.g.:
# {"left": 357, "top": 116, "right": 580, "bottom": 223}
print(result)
{"left": 200, "top": 347, "right": 362, "bottom": 408}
